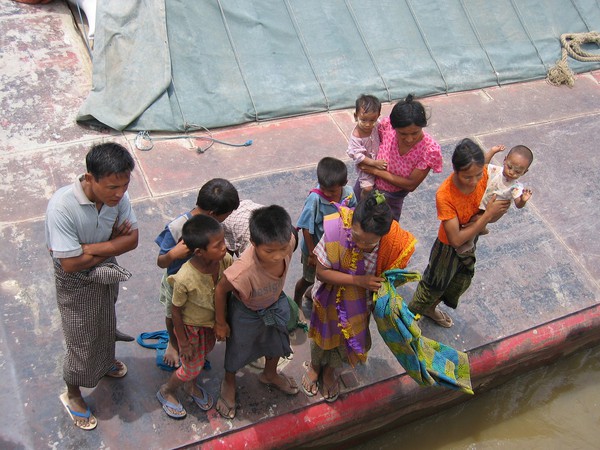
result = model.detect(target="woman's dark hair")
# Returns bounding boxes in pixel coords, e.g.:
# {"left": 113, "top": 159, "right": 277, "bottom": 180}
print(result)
{"left": 86, "top": 142, "right": 135, "bottom": 180}
{"left": 352, "top": 191, "right": 393, "bottom": 237}
{"left": 181, "top": 214, "right": 223, "bottom": 251}
{"left": 389, "top": 94, "right": 428, "bottom": 129}
{"left": 452, "top": 138, "right": 485, "bottom": 172}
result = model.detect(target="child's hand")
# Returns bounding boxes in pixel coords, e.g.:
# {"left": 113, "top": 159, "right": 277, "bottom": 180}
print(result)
{"left": 521, "top": 188, "right": 533, "bottom": 203}
{"left": 214, "top": 322, "right": 230, "bottom": 341}
{"left": 358, "top": 162, "right": 375, "bottom": 174}
{"left": 490, "top": 145, "right": 505, "bottom": 154}
{"left": 170, "top": 239, "right": 191, "bottom": 260}
{"left": 358, "top": 275, "right": 385, "bottom": 291}
{"left": 486, "top": 194, "right": 511, "bottom": 221}
{"left": 307, "top": 254, "right": 317, "bottom": 267}
{"left": 373, "top": 159, "right": 388, "bottom": 170}
{"left": 179, "top": 340, "right": 194, "bottom": 361}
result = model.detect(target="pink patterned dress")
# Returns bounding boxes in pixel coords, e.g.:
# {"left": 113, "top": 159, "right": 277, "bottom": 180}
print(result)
{"left": 375, "top": 117, "right": 443, "bottom": 219}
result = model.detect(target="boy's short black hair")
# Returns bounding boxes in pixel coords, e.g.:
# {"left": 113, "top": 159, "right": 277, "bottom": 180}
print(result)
{"left": 181, "top": 214, "right": 223, "bottom": 252}
{"left": 355, "top": 94, "right": 382, "bottom": 115}
{"left": 508, "top": 145, "right": 534, "bottom": 166}
{"left": 196, "top": 178, "right": 240, "bottom": 215}
{"left": 249, "top": 205, "right": 292, "bottom": 246}
{"left": 86, "top": 143, "right": 135, "bottom": 180}
{"left": 317, "top": 157, "right": 348, "bottom": 189}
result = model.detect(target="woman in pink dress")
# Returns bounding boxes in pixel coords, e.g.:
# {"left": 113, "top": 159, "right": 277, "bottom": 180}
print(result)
{"left": 359, "top": 94, "right": 443, "bottom": 220}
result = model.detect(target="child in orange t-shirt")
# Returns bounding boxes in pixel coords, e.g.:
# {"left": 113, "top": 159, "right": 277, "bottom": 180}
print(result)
{"left": 408, "top": 138, "right": 510, "bottom": 328}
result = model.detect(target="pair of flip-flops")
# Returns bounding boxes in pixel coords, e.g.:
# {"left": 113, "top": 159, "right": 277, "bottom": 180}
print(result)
{"left": 156, "top": 385, "right": 214, "bottom": 419}
{"left": 60, "top": 392, "right": 97, "bottom": 431}
{"left": 301, "top": 361, "right": 339, "bottom": 402}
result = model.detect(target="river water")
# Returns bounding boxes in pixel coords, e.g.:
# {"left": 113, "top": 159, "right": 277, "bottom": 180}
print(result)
{"left": 351, "top": 344, "right": 600, "bottom": 449}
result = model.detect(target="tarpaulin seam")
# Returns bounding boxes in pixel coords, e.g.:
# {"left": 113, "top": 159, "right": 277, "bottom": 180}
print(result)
{"left": 345, "top": 0, "right": 391, "bottom": 102}
{"left": 459, "top": 0, "right": 500, "bottom": 86}
{"left": 216, "top": 0, "right": 259, "bottom": 121}
{"left": 570, "top": 0, "right": 594, "bottom": 31}
{"left": 405, "top": 0, "right": 450, "bottom": 93}
{"left": 510, "top": 0, "right": 548, "bottom": 69}
{"left": 283, "top": 0, "right": 331, "bottom": 110}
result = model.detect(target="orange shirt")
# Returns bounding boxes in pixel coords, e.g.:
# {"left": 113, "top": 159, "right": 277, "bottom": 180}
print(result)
{"left": 436, "top": 167, "right": 489, "bottom": 245}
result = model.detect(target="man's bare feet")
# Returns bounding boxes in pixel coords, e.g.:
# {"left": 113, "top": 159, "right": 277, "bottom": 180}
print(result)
{"left": 163, "top": 342, "right": 180, "bottom": 368}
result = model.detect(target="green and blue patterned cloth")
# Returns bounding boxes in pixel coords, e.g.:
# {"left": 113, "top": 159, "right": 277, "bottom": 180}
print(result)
{"left": 373, "top": 269, "right": 473, "bottom": 394}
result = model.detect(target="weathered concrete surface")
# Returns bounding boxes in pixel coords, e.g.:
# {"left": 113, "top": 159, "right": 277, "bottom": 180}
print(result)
{"left": 1, "top": 2, "right": 599, "bottom": 449}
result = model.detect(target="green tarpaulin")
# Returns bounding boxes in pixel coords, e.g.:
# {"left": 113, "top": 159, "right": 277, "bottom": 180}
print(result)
{"left": 77, "top": 0, "right": 600, "bottom": 131}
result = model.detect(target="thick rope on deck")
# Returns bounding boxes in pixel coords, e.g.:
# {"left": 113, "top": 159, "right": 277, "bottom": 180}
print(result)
{"left": 547, "top": 32, "right": 600, "bottom": 87}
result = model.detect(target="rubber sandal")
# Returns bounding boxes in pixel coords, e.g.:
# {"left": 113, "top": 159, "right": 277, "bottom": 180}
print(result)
{"left": 60, "top": 392, "right": 97, "bottom": 430}
{"left": 105, "top": 360, "right": 128, "bottom": 378}
{"left": 424, "top": 310, "right": 454, "bottom": 328}
{"left": 189, "top": 386, "right": 214, "bottom": 411}
{"left": 156, "top": 390, "right": 186, "bottom": 419}
{"left": 258, "top": 373, "right": 299, "bottom": 395}
{"left": 322, "top": 379, "right": 340, "bottom": 403}
{"left": 301, "top": 361, "right": 319, "bottom": 397}
{"left": 216, "top": 380, "right": 236, "bottom": 419}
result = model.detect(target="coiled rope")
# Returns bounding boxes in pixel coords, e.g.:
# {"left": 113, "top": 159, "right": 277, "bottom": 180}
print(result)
{"left": 547, "top": 31, "right": 600, "bottom": 87}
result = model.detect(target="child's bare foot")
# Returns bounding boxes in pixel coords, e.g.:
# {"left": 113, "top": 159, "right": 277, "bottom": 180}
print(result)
{"left": 216, "top": 378, "right": 236, "bottom": 419}
{"left": 158, "top": 384, "right": 180, "bottom": 407}
{"left": 157, "top": 385, "right": 186, "bottom": 419}
{"left": 479, "top": 226, "right": 489, "bottom": 235}
{"left": 163, "top": 342, "right": 180, "bottom": 368}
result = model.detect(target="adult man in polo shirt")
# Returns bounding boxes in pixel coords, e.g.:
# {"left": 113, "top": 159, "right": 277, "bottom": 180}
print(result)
{"left": 45, "top": 142, "right": 138, "bottom": 430}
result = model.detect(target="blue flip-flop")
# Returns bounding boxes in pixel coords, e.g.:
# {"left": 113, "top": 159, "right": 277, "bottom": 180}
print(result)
{"left": 156, "top": 390, "right": 186, "bottom": 419}
{"left": 189, "top": 385, "right": 214, "bottom": 411}
{"left": 60, "top": 392, "right": 97, "bottom": 430}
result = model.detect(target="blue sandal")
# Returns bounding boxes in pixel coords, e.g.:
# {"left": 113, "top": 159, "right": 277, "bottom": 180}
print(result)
{"left": 189, "top": 385, "right": 214, "bottom": 411}
{"left": 156, "top": 390, "right": 186, "bottom": 419}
